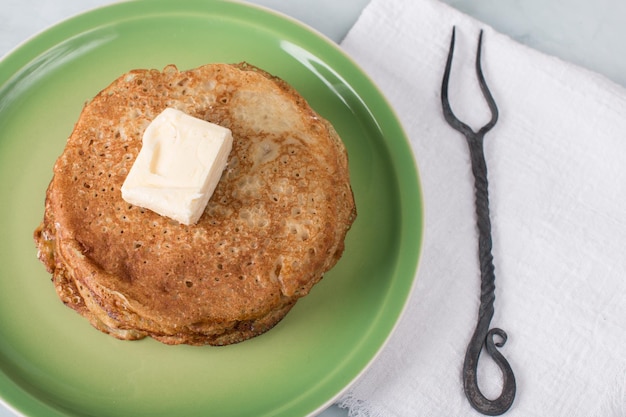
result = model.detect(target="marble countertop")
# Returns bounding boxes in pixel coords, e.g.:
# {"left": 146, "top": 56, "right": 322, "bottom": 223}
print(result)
{"left": 1, "top": 0, "right": 624, "bottom": 416}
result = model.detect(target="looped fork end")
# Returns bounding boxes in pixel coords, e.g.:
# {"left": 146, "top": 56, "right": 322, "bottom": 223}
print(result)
{"left": 464, "top": 326, "right": 516, "bottom": 416}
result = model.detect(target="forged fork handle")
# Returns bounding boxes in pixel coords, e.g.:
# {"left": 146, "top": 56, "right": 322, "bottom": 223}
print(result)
{"left": 463, "top": 136, "right": 516, "bottom": 415}
{"left": 441, "top": 26, "right": 516, "bottom": 415}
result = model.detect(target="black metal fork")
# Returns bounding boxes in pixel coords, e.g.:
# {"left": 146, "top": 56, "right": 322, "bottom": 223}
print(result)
{"left": 440, "top": 27, "right": 516, "bottom": 415}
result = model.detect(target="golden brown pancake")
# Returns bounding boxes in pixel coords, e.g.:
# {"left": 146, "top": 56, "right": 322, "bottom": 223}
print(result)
{"left": 34, "top": 62, "right": 356, "bottom": 345}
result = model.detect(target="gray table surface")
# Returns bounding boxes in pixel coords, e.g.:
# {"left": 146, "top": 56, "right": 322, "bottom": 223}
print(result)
{"left": 2, "top": 0, "right": 625, "bottom": 416}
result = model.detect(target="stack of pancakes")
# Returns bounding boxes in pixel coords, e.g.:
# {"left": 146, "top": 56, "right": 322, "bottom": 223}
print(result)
{"left": 34, "top": 63, "right": 356, "bottom": 345}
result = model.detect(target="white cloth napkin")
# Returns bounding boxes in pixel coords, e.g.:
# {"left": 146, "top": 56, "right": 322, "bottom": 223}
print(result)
{"left": 336, "top": 0, "right": 626, "bottom": 416}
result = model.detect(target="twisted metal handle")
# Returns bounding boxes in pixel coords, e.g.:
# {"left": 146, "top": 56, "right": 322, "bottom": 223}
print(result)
{"left": 463, "top": 137, "right": 516, "bottom": 416}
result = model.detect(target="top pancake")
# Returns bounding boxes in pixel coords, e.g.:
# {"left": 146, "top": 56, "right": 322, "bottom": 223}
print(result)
{"left": 36, "top": 62, "right": 356, "bottom": 344}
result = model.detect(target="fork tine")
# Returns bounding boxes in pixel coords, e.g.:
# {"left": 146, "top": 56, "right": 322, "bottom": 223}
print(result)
{"left": 475, "top": 30, "right": 499, "bottom": 136}
{"left": 441, "top": 26, "right": 474, "bottom": 138}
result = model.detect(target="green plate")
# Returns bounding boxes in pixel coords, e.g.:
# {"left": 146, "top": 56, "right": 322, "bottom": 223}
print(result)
{"left": 0, "top": 1, "right": 423, "bottom": 416}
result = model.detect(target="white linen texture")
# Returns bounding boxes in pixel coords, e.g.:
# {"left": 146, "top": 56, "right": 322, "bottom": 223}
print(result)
{"left": 336, "top": 0, "right": 626, "bottom": 416}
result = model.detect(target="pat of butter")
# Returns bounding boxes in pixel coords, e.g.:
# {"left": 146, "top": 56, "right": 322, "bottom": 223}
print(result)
{"left": 121, "top": 108, "right": 233, "bottom": 225}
